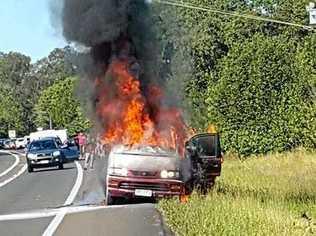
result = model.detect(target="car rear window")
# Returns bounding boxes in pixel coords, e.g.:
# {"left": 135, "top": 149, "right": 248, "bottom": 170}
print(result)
{"left": 30, "top": 140, "right": 57, "bottom": 151}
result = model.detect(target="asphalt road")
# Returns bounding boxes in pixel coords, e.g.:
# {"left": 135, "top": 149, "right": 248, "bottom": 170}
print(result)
{"left": 0, "top": 152, "right": 15, "bottom": 174}
{"left": 0, "top": 151, "right": 172, "bottom": 236}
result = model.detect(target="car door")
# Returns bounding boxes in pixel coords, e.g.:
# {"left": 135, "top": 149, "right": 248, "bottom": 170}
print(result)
{"left": 55, "top": 138, "right": 79, "bottom": 163}
{"left": 186, "top": 133, "right": 222, "bottom": 177}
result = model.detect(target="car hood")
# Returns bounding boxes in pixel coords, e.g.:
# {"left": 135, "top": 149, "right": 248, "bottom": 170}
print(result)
{"left": 108, "top": 146, "right": 180, "bottom": 171}
{"left": 28, "top": 149, "right": 59, "bottom": 155}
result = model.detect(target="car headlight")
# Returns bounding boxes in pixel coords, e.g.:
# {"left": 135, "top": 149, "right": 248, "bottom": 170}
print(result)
{"left": 27, "top": 153, "right": 36, "bottom": 160}
{"left": 108, "top": 167, "right": 128, "bottom": 177}
{"left": 53, "top": 151, "right": 61, "bottom": 157}
{"left": 160, "top": 170, "right": 180, "bottom": 179}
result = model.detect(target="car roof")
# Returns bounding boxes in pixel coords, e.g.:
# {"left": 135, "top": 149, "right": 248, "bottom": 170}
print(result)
{"left": 32, "top": 137, "right": 57, "bottom": 142}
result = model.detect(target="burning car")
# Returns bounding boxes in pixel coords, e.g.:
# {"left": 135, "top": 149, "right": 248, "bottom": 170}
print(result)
{"left": 106, "top": 145, "right": 185, "bottom": 204}
{"left": 105, "top": 133, "right": 222, "bottom": 204}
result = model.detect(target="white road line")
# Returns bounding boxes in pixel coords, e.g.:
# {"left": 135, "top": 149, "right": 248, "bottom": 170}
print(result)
{"left": 0, "top": 205, "right": 106, "bottom": 222}
{"left": 0, "top": 164, "right": 27, "bottom": 188}
{"left": 0, "top": 151, "right": 27, "bottom": 189}
{"left": 43, "top": 161, "right": 83, "bottom": 236}
{"left": 0, "top": 203, "right": 150, "bottom": 222}
{"left": 0, "top": 151, "right": 20, "bottom": 178}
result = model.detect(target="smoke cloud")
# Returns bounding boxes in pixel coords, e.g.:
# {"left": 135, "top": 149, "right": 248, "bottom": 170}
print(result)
{"left": 62, "top": 0, "right": 130, "bottom": 46}
{"left": 61, "top": 0, "right": 159, "bottom": 76}
{"left": 57, "top": 0, "right": 188, "bottom": 151}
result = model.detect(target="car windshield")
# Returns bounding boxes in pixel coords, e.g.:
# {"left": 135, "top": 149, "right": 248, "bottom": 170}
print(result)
{"left": 29, "top": 140, "right": 57, "bottom": 151}
{"left": 114, "top": 145, "right": 177, "bottom": 157}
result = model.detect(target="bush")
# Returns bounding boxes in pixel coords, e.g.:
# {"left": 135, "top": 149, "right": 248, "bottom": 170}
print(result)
{"left": 206, "top": 34, "right": 316, "bottom": 155}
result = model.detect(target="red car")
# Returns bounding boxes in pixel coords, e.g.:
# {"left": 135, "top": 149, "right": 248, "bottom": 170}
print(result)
{"left": 105, "top": 133, "right": 222, "bottom": 205}
{"left": 105, "top": 146, "right": 185, "bottom": 204}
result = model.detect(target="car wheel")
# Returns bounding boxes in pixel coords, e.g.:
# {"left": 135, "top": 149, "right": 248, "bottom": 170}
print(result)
{"left": 105, "top": 187, "right": 116, "bottom": 205}
{"left": 27, "top": 165, "right": 33, "bottom": 173}
{"left": 58, "top": 163, "right": 64, "bottom": 169}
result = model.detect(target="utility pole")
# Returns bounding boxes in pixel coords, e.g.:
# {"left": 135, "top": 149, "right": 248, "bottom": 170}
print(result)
{"left": 307, "top": 2, "right": 316, "bottom": 26}
{"left": 49, "top": 115, "right": 53, "bottom": 130}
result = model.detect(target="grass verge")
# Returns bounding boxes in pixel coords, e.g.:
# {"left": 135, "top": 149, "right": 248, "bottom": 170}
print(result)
{"left": 158, "top": 150, "right": 316, "bottom": 236}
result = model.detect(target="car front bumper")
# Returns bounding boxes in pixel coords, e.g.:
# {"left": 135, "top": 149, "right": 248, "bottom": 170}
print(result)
{"left": 107, "top": 176, "right": 185, "bottom": 199}
{"left": 28, "top": 158, "right": 62, "bottom": 167}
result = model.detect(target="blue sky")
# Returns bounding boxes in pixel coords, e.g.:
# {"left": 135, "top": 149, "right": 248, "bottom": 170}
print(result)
{"left": 0, "top": 0, "right": 66, "bottom": 62}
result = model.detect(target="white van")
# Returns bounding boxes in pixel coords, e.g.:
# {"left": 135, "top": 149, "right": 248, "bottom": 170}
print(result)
{"left": 29, "top": 130, "right": 68, "bottom": 144}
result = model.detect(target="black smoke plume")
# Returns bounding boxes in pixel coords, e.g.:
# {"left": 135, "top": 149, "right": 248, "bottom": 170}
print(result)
{"left": 61, "top": 0, "right": 160, "bottom": 81}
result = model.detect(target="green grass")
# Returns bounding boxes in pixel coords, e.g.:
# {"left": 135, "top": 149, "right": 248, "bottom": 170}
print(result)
{"left": 158, "top": 150, "right": 316, "bottom": 236}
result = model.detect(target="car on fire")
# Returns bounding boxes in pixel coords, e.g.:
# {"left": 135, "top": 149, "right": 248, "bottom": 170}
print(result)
{"left": 105, "top": 133, "right": 222, "bottom": 204}
{"left": 26, "top": 137, "right": 79, "bottom": 172}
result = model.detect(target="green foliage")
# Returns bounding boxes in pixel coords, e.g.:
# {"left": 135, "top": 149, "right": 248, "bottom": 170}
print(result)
{"left": 19, "top": 47, "right": 76, "bottom": 133}
{"left": 207, "top": 34, "right": 316, "bottom": 155}
{"left": 34, "top": 77, "right": 90, "bottom": 136}
{"left": 157, "top": 0, "right": 316, "bottom": 154}
{"left": 0, "top": 85, "right": 23, "bottom": 137}
{"left": 0, "top": 52, "right": 31, "bottom": 88}
{"left": 159, "top": 150, "right": 316, "bottom": 235}
{"left": 0, "top": 47, "right": 76, "bottom": 135}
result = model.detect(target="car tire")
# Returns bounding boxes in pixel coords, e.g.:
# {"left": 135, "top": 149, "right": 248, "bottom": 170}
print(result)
{"left": 105, "top": 187, "right": 116, "bottom": 205}
{"left": 27, "top": 165, "right": 33, "bottom": 173}
{"left": 58, "top": 163, "right": 64, "bottom": 169}
{"left": 106, "top": 193, "right": 116, "bottom": 205}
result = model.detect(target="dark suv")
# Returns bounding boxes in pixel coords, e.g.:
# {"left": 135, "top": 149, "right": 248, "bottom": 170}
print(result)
{"left": 26, "top": 137, "right": 67, "bottom": 172}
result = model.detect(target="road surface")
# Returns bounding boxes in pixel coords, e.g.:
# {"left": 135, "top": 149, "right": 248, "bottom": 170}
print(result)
{"left": 0, "top": 151, "right": 171, "bottom": 236}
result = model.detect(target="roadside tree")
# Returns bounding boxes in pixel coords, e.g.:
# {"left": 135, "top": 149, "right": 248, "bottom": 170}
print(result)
{"left": 34, "top": 77, "right": 90, "bottom": 136}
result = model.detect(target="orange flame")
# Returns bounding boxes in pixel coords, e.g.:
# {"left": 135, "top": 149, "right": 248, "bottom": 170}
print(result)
{"left": 95, "top": 58, "right": 187, "bottom": 155}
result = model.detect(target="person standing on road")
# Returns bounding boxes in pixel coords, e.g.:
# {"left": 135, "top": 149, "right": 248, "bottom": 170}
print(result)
{"left": 77, "top": 132, "right": 87, "bottom": 160}
{"left": 84, "top": 136, "right": 96, "bottom": 170}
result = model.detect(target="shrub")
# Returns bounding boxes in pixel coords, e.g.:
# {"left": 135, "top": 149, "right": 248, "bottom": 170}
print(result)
{"left": 206, "top": 34, "right": 316, "bottom": 155}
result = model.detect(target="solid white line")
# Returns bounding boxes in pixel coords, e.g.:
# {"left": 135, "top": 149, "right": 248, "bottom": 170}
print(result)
{"left": 0, "top": 151, "right": 20, "bottom": 178}
{"left": 0, "top": 203, "right": 152, "bottom": 222}
{"left": 42, "top": 161, "right": 83, "bottom": 236}
{"left": 0, "top": 205, "right": 106, "bottom": 222}
{"left": 0, "top": 164, "right": 27, "bottom": 188}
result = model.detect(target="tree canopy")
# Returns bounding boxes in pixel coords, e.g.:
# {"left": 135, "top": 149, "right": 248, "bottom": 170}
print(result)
{"left": 34, "top": 77, "right": 90, "bottom": 136}
{"left": 157, "top": 0, "right": 316, "bottom": 154}
{"left": 0, "top": 85, "right": 23, "bottom": 137}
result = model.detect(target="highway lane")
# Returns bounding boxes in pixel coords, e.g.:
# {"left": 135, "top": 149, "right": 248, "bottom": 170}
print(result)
{"left": 0, "top": 152, "right": 78, "bottom": 235}
{"left": 0, "top": 152, "right": 16, "bottom": 175}
{"left": 0, "top": 162, "right": 77, "bottom": 215}
{"left": 0, "top": 152, "right": 171, "bottom": 236}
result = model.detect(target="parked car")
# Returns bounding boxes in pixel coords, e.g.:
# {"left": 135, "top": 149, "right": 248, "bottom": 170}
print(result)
{"left": 105, "top": 133, "right": 223, "bottom": 205}
{"left": 26, "top": 137, "right": 79, "bottom": 172}
{"left": 3, "top": 140, "right": 16, "bottom": 149}
{"left": 15, "top": 138, "right": 27, "bottom": 149}
{"left": 106, "top": 145, "right": 185, "bottom": 205}
{"left": 0, "top": 139, "right": 6, "bottom": 149}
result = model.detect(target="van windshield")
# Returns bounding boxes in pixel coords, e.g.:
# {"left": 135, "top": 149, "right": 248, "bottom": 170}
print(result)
{"left": 114, "top": 145, "right": 177, "bottom": 157}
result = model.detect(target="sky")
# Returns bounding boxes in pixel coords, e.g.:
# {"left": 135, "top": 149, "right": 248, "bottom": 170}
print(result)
{"left": 0, "top": 0, "right": 66, "bottom": 62}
